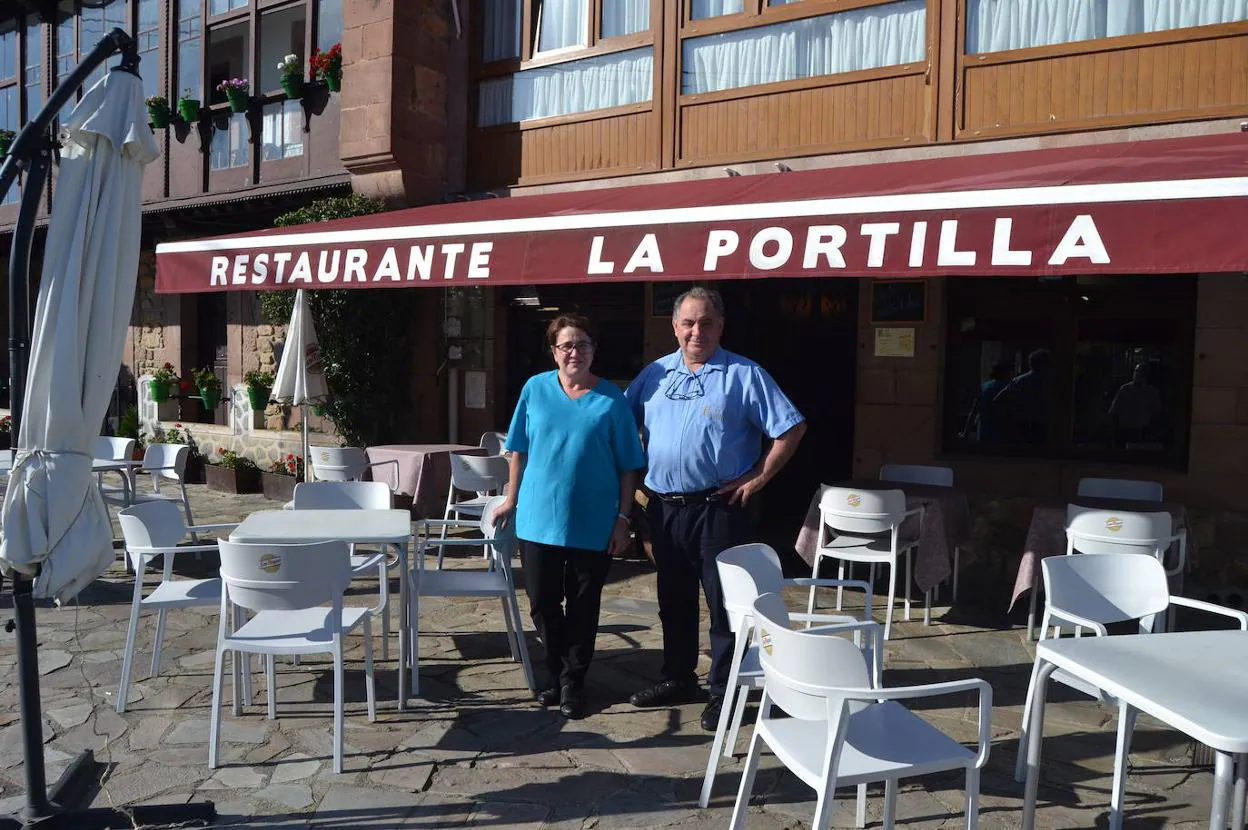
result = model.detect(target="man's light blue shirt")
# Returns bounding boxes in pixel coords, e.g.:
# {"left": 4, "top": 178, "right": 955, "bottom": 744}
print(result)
{"left": 505, "top": 372, "right": 646, "bottom": 551}
{"left": 624, "top": 348, "right": 804, "bottom": 495}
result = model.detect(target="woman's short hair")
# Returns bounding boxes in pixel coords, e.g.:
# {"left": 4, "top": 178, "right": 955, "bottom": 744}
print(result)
{"left": 546, "top": 313, "right": 597, "bottom": 347}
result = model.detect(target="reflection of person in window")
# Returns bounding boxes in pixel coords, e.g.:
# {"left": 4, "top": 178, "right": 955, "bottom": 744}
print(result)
{"left": 1109, "top": 363, "right": 1161, "bottom": 448}
{"left": 960, "top": 362, "right": 1011, "bottom": 444}
{"left": 993, "top": 349, "right": 1052, "bottom": 446}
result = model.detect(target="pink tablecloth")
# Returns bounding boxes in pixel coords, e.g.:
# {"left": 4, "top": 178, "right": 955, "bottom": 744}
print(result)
{"left": 1008, "top": 497, "right": 1191, "bottom": 611}
{"left": 365, "top": 444, "right": 485, "bottom": 519}
{"left": 795, "top": 480, "right": 971, "bottom": 594}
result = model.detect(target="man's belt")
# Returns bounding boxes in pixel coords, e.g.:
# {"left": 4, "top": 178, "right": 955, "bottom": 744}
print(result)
{"left": 652, "top": 487, "right": 723, "bottom": 506}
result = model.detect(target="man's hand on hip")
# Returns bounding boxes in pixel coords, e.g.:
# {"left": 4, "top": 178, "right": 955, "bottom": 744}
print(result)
{"left": 718, "top": 469, "right": 767, "bottom": 505}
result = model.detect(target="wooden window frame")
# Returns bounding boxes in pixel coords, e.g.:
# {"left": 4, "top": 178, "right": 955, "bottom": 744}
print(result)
{"left": 476, "top": 0, "right": 658, "bottom": 77}
{"left": 681, "top": 0, "right": 905, "bottom": 36}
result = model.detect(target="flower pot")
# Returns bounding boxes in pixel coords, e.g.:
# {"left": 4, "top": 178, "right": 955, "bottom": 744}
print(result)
{"left": 280, "top": 76, "right": 304, "bottom": 100}
{"left": 177, "top": 98, "right": 200, "bottom": 122}
{"left": 0, "top": 135, "right": 13, "bottom": 156}
{"left": 324, "top": 69, "right": 341, "bottom": 92}
{"left": 199, "top": 386, "right": 221, "bottom": 411}
{"left": 225, "top": 88, "right": 249, "bottom": 113}
{"left": 246, "top": 386, "right": 271, "bottom": 410}
{"left": 148, "top": 104, "right": 171, "bottom": 128}
{"left": 206, "top": 464, "right": 260, "bottom": 494}
{"left": 149, "top": 379, "right": 171, "bottom": 402}
{"left": 183, "top": 454, "right": 206, "bottom": 484}
{"left": 260, "top": 471, "right": 297, "bottom": 502}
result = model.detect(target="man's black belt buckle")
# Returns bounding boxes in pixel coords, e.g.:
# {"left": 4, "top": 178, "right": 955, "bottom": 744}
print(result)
{"left": 656, "top": 488, "right": 722, "bottom": 506}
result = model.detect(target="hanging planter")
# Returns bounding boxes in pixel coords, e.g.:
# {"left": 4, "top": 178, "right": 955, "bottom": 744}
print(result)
{"left": 244, "top": 370, "right": 275, "bottom": 411}
{"left": 192, "top": 367, "right": 221, "bottom": 412}
{"left": 176, "top": 95, "right": 201, "bottom": 123}
{"left": 199, "top": 386, "right": 220, "bottom": 410}
{"left": 280, "top": 76, "right": 303, "bottom": 100}
{"left": 226, "top": 89, "right": 248, "bottom": 113}
{"left": 324, "top": 69, "right": 341, "bottom": 92}
{"left": 217, "top": 78, "right": 251, "bottom": 114}
{"left": 149, "top": 380, "right": 171, "bottom": 402}
{"left": 277, "top": 54, "right": 303, "bottom": 100}
{"left": 310, "top": 44, "right": 343, "bottom": 93}
{"left": 145, "top": 96, "right": 171, "bottom": 128}
{"left": 0, "top": 130, "right": 15, "bottom": 156}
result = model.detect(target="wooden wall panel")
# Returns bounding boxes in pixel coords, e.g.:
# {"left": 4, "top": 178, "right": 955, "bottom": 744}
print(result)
{"left": 467, "top": 109, "right": 658, "bottom": 189}
{"left": 960, "top": 32, "right": 1248, "bottom": 137}
{"left": 677, "top": 73, "right": 928, "bottom": 164}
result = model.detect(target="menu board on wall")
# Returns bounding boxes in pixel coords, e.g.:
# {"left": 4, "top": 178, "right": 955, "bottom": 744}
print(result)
{"left": 871, "top": 280, "right": 927, "bottom": 324}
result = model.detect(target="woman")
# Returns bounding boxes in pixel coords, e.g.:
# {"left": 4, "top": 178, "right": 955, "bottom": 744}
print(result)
{"left": 493, "top": 313, "right": 645, "bottom": 719}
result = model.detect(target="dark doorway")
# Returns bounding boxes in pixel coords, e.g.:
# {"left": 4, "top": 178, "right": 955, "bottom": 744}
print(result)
{"left": 717, "top": 278, "right": 859, "bottom": 564}
{"left": 181, "top": 293, "right": 228, "bottom": 424}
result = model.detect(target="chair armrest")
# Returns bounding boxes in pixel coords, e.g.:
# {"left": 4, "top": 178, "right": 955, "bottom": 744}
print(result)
{"left": 1168, "top": 596, "right": 1248, "bottom": 630}
{"left": 858, "top": 678, "right": 993, "bottom": 768}
{"left": 1164, "top": 531, "right": 1188, "bottom": 576}
{"left": 415, "top": 518, "right": 480, "bottom": 531}
{"left": 787, "top": 577, "right": 873, "bottom": 617}
{"left": 188, "top": 522, "right": 239, "bottom": 533}
{"left": 902, "top": 506, "right": 925, "bottom": 519}
{"left": 1042, "top": 606, "right": 1109, "bottom": 636}
{"left": 130, "top": 543, "right": 221, "bottom": 556}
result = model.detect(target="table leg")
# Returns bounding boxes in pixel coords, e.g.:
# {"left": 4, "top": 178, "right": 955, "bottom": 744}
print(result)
{"left": 1231, "top": 753, "right": 1246, "bottom": 830}
{"left": 1026, "top": 569, "right": 1040, "bottom": 641}
{"left": 396, "top": 537, "right": 409, "bottom": 712}
{"left": 1022, "top": 661, "right": 1057, "bottom": 830}
{"left": 1109, "top": 701, "right": 1137, "bottom": 830}
{"left": 1213, "top": 752, "right": 1232, "bottom": 830}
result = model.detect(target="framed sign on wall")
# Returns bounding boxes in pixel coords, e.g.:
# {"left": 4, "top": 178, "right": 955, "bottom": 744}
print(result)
{"left": 870, "top": 280, "right": 927, "bottom": 324}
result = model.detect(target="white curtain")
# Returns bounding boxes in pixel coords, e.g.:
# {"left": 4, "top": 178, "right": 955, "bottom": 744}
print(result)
{"left": 683, "top": 0, "right": 926, "bottom": 94}
{"left": 967, "top": 0, "right": 1248, "bottom": 53}
{"left": 537, "top": 0, "right": 588, "bottom": 52}
{"left": 483, "top": 0, "right": 521, "bottom": 61}
{"left": 692, "top": 0, "right": 745, "bottom": 19}
{"left": 478, "top": 46, "right": 653, "bottom": 126}
{"left": 261, "top": 101, "right": 303, "bottom": 161}
{"left": 603, "top": 0, "right": 650, "bottom": 38}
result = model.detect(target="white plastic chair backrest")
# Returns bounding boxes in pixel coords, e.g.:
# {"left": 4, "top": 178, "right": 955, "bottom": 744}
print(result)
{"left": 217, "top": 539, "right": 351, "bottom": 612}
{"left": 1042, "top": 553, "right": 1170, "bottom": 627}
{"left": 93, "top": 436, "right": 134, "bottom": 461}
{"left": 1065, "top": 507, "right": 1171, "bottom": 557}
{"left": 292, "top": 481, "right": 391, "bottom": 510}
{"left": 450, "top": 453, "right": 509, "bottom": 493}
{"left": 142, "top": 443, "right": 188, "bottom": 483}
{"left": 752, "top": 592, "right": 872, "bottom": 721}
{"left": 479, "top": 494, "right": 517, "bottom": 566}
{"left": 879, "top": 464, "right": 953, "bottom": 487}
{"left": 819, "top": 486, "right": 907, "bottom": 536}
{"left": 309, "top": 446, "right": 369, "bottom": 482}
{"left": 479, "top": 432, "right": 506, "bottom": 455}
{"left": 716, "top": 543, "right": 784, "bottom": 634}
{"left": 1076, "top": 477, "right": 1163, "bottom": 502}
{"left": 118, "top": 501, "right": 187, "bottom": 565}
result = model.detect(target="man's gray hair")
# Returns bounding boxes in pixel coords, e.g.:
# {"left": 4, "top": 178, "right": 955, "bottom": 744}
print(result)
{"left": 671, "top": 286, "right": 725, "bottom": 320}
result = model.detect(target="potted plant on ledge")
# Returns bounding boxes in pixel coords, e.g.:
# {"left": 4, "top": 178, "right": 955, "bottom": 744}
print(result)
{"left": 261, "top": 452, "right": 303, "bottom": 501}
{"left": 177, "top": 88, "right": 200, "bottom": 122}
{"left": 244, "top": 370, "right": 274, "bottom": 410}
{"left": 146, "top": 95, "right": 171, "bottom": 128}
{"left": 278, "top": 53, "right": 303, "bottom": 100}
{"left": 310, "top": 43, "right": 342, "bottom": 91}
{"left": 0, "top": 129, "right": 15, "bottom": 157}
{"left": 193, "top": 366, "right": 222, "bottom": 411}
{"left": 206, "top": 447, "right": 260, "bottom": 494}
{"left": 0, "top": 414, "right": 11, "bottom": 451}
{"left": 149, "top": 362, "right": 179, "bottom": 402}
{"left": 217, "top": 78, "right": 250, "bottom": 113}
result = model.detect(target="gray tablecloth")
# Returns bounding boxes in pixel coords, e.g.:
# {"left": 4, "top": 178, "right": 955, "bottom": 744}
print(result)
{"left": 364, "top": 444, "right": 485, "bottom": 519}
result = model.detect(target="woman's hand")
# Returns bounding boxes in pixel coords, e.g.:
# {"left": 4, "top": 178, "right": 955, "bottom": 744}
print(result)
{"left": 492, "top": 497, "right": 516, "bottom": 530}
{"left": 606, "top": 515, "right": 631, "bottom": 557}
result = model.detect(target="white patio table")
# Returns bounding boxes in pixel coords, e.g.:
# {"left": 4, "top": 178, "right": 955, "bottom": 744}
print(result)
{"left": 92, "top": 457, "right": 142, "bottom": 506}
{"left": 1022, "top": 630, "right": 1248, "bottom": 830}
{"left": 228, "top": 508, "right": 415, "bottom": 709}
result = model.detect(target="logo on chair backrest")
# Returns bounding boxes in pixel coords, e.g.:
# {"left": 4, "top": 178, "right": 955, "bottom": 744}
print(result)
{"left": 846, "top": 493, "right": 862, "bottom": 507}
{"left": 760, "top": 629, "right": 773, "bottom": 655}
{"left": 319, "top": 450, "right": 330, "bottom": 462}
{"left": 259, "top": 554, "right": 282, "bottom": 574}
{"left": 1104, "top": 516, "right": 1123, "bottom": 532}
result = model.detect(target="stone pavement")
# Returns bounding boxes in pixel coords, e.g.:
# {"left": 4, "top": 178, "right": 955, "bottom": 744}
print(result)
{"left": 0, "top": 483, "right": 1228, "bottom": 828}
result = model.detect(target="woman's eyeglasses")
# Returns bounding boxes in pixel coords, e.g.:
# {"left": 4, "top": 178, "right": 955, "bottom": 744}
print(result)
{"left": 554, "top": 341, "right": 594, "bottom": 355}
{"left": 665, "top": 371, "right": 705, "bottom": 401}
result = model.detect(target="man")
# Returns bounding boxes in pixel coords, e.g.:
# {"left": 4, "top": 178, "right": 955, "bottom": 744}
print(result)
{"left": 624, "top": 286, "right": 806, "bottom": 730}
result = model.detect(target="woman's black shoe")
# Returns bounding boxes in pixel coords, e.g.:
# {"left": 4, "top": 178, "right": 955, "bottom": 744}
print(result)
{"left": 559, "top": 684, "right": 586, "bottom": 719}
{"left": 536, "top": 687, "right": 560, "bottom": 707}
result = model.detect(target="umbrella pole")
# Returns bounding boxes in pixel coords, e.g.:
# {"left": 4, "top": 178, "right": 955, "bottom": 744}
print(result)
{"left": 302, "top": 403, "right": 311, "bottom": 482}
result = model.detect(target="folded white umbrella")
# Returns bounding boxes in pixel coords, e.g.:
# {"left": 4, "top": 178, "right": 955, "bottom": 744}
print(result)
{"left": 0, "top": 70, "right": 159, "bottom": 602}
{"left": 271, "top": 289, "right": 329, "bottom": 482}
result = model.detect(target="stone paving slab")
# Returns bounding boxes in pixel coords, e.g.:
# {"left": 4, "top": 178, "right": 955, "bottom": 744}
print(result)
{"left": 0, "top": 481, "right": 1229, "bottom": 828}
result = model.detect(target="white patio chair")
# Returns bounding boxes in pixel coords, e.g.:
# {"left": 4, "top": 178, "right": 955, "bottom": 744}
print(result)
{"left": 731, "top": 592, "right": 992, "bottom": 830}
{"left": 102, "top": 443, "right": 196, "bottom": 530}
{"left": 439, "top": 453, "right": 509, "bottom": 565}
{"left": 210, "top": 539, "right": 376, "bottom": 774}
{"left": 115, "top": 501, "right": 238, "bottom": 714}
{"left": 810, "top": 487, "right": 925, "bottom": 640}
{"left": 1076, "top": 477, "right": 1163, "bottom": 502}
{"left": 1014, "top": 553, "right": 1248, "bottom": 783}
{"left": 291, "top": 481, "right": 396, "bottom": 659}
{"left": 479, "top": 431, "right": 506, "bottom": 455}
{"left": 93, "top": 435, "right": 135, "bottom": 495}
{"left": 699, "top": 542, "right": 875, "bottom": 811}
{"left": 411, "top": 494, "right": 534, "bottom": 696}
{"left": 309, "top": 445, "right": 400, "bottom": 489}
{"left": 879, "top": 464, "right": 962, "bottom": 602}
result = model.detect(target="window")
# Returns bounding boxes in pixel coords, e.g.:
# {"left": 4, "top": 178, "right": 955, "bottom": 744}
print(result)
{"left": 55, "top": 0, "right": 74, "bottom": 121}
{"left": 210, "top": 111, "right": 248, "bottom": 168}
{"left": 207, "top": 19, "right": 249, "bottom": 104}
{"left": 481, "top": 0, "right": 650, "bottom": 63}
{"left": 943, "top": 276, "right": 1195, "bottom": 467}
{"left": 0, "top": 20, "right": 17, "bottom": 206}
{"left": 81, "top": 0, "right": 126, "bottom": 90}
{"left": 966, "top": 0, "right": 1248, "bottom": 54}
{"left": 209, "top": 0, "right": 248, "bottom": 16}
{"left": 536, "top": 0, "right": 588, "bottom": 52}
{"left": 260, "top": 5, "right": 306, "bottom": 91}
{"left": 482, "top": 0, "right": 521, "bottom": 61}
{"left": 477, "top": 46, "right": 653, "bottom": 126}
{"left": 682, "top": 0, "right": 925, "bottom": 94}
{"left": 261, "top": 100, "right": 302, "bottom": 160}
{"left": 602, "top": 0, "right": 649, "bottom": 38}
{"left": 136, "top": 0, "right": 159, "bottom": 101}
{"left": 178, "top": 0, "right": 202, "bottom": 100}
{"left": 23, "top": 14, "right": 41, "bottom": 118}
{"left": 316, "top": 0, "right": 343, "bottom": 51}
{"left": 692, "top": 0, "right": 744, "bottom": 19}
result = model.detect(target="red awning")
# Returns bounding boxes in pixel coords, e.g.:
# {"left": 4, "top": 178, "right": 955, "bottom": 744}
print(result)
{"left": 155, "top": 132, "right": 1248, "bottom": 293}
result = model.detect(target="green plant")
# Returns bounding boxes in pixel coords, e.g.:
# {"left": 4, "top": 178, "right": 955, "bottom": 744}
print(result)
{"left": 151, "top": 421, "right": 187, "bottom": 444}
{"left": 213, "top": 447, "right": 258, "bottom": 471}
{"left": 145, "top": 95, "right": 168, "bottom": 109}
{"left": 259, "top": 195, "right": 415, "bottom": 447}
{"left": 0, "top": 415, "right": 11, "bottom": 435}
{"left": 192, "top": 366, "right": 221, "bottom": 390}
{"left": 180, "top": 88, "right": 196, "bottom": 102}
{"left": 269, "top": 452, "right": 305, "bottom": 478}
{"left": 278, "top": 53, "right": 301, "bottom": 82}
{"left": 244, "top": 370, "right": 274, "bottom": 390}
{"left": 216, "top": 77, "right": 249, "bottom": 94}
{"left": 309, "top": 43, "right": 342, "bottom": 80}
{"left": 117, "top": 405, "right": 140, "bottom": 440}
{"left": 151, "top": 361, "right": 179, "bottom": 384}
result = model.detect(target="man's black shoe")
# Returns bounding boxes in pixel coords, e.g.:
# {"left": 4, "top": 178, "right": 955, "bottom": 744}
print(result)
{"left": 536, "top": 687, "right": 560, "bottom": 707}
{"left": 700, "top": 695, "right": 725, "bottom": 732}
{"left": 560, "top": 684, "right": 586, "bottom": 720}
{"left": 629, "top": 679, "right": 700, "bottom": 708}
